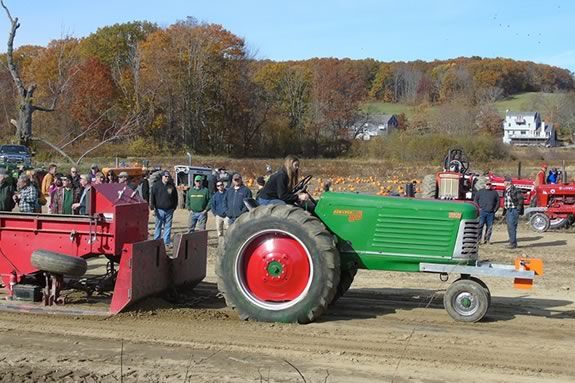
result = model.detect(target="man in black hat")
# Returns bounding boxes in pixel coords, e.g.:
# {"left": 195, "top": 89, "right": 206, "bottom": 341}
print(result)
{"left": 502, "top": 176, "right": 524, "bottom": 249}
{"left": 473, "top": 178, "right": 499, "bottom": 244}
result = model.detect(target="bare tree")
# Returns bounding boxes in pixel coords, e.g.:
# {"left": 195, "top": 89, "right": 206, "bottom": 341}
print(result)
{"left": 32, "top": 110, "right": 142, "bottom": 165}
{"left": 1, "top": 0, "right": 74, "bottom": 145}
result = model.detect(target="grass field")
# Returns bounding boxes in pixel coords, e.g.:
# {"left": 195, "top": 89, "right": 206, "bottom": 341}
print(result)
{"left": 362, "top": 92, "right": 562, "bottom": 118}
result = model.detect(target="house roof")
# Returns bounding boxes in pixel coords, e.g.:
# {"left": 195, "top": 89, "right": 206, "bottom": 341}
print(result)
{"left": 505, "top": 111, "right": 538, "bottom": 118}
{"left": 369, "top": 114, "right": 396, "bottom": 124}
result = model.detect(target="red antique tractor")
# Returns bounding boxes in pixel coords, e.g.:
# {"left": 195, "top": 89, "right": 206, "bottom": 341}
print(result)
{"left": 0, "top": 183, "right": 207, "bottom": 314}
{"left": 422, "top": 149, "right": 537, "bottom": 207}
{"left": 526, "top": 182, "right": 575, "bottom": 232}
{"left": 422, "top": 149, "right": 483, "bottom": 200}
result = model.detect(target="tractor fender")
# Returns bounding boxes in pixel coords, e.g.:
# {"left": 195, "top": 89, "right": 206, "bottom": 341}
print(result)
{"left": 524, "top": 207, "right": 547, "bottom": 215}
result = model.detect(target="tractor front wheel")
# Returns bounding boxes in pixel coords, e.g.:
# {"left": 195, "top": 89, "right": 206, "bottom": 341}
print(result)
{"left": 217, "top": 204, "right": 340, "bottom": 323}
{"left": 529, "top": 212, "right": 550, "bottom": 233}
{"left": 444, "top": 278, "right": 490, "bottom": 322}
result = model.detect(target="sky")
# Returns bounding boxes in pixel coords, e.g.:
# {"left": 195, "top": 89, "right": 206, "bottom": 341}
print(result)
{"left": 0, "top": 0, "right": 573, "bottom": 72}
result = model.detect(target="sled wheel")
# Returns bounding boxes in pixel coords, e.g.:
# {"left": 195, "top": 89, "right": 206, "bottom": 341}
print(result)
{"left": 444, "top": 278, "right": 490, "bottom": 322}
{"left": 217, "top": 204, "right": 339, "bottom": 323}
{"left": 30, "top": 250, "right": 87, "bottom": 277}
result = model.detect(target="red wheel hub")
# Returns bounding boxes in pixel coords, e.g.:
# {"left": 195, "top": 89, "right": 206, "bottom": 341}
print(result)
{"left": 240, "top": 233, "right": 311, "bottom": 302}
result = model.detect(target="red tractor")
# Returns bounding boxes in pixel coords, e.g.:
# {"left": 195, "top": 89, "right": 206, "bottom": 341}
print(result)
{"left": 422, "top": 149, "right": 480, "bottom": 200}
{"left": 526, "top": 182, "right": 575, "bottom": 232}
{"left": 423, "top": 149, "right": 537, "bottom": 208}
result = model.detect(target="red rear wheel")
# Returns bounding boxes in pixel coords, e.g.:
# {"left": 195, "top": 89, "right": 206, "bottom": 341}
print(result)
{"left": 217, "top": 204, "right": 340, "bottom": 323}
{"left": 235, "top": 230, "right": 313, "bottom": 310}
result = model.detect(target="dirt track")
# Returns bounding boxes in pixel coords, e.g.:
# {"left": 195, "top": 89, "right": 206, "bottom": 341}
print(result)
{"left": 1, "top": 210, "right": 574, "bottom": 382}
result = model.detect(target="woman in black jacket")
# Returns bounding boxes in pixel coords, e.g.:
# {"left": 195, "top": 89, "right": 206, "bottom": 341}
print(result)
{"left": 257, "top": 155, "right": 309, "bottom": 205}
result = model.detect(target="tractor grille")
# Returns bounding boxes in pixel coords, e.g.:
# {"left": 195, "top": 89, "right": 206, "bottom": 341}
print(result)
{"left": 453, "top": 219, "right": 479, "bottom": 260}
{"left": 438, "top": 174, "right": 460, "bottom": 199}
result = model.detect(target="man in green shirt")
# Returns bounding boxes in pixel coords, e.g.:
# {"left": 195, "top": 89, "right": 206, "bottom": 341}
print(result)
{"left": 51, "top": 175, "right": 79, "bottom": 214}
{"left": 186, "top": 175, "right": 210, "bottom": 232}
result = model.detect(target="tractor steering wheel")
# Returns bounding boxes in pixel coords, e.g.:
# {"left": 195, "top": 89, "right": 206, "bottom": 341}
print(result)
{"left": 290, "top": 175, "right": 313, "bottom": 195}
{"left": 449, "top": 159, "right": 464, "bottom": 173}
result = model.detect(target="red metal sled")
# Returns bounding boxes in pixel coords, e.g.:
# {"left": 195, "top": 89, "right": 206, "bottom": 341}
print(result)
{"left": 0, "top": 183, "right": 207, "bottom": 314}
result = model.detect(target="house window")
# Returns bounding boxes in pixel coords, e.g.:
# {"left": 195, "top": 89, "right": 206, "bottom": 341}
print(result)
{"left": 521, "top": 131, "right": 526, "bottom": 135}
{"left": 508, "top": 123, "right": 511, "bottom": 127}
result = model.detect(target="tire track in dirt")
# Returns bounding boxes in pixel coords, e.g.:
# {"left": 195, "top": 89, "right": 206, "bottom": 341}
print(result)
{"left": 1, "top": 281, "right": 574, "bottom": 383}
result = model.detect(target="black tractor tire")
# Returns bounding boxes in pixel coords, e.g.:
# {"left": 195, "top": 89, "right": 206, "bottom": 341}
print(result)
{"left": 444, "top": 278, "right": 490, "bottom": 322}
{"left": 148, "top": 170, "right": 162, "bottom": 185}
{"left": 529, "top": 212, "right": 550, "bottom": 233}
{"left": 421, "top": 174, "right": 437, "bottom": 199}
{"left": 331, "top": 264, "right": 358, "bottom": 305}
{"left": 549, "top": 218, "right": 569, "bottom": 230}
{"left": 217, "top": 204, "right": 340, "bottom": 324}
{"left": 30, "top": 250, "right": 87, "bottom": 277}
{"left": 474, "top": 176, "right": 488, "bottom": 192}
{"left": 467, "top": 276, "right": 491, "bottom": 307}
{"left": 177, "top": 189, "right": 186, "bottom": 210}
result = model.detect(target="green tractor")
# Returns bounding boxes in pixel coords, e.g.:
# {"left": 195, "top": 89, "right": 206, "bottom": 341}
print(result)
{"left": 217, "top": 176, "right": 543, "bottom": 324}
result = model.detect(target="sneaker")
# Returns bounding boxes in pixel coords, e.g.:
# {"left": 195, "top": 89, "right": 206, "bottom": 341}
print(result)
{"left": 506, "top": 244, "right": 517, "bottom": 249}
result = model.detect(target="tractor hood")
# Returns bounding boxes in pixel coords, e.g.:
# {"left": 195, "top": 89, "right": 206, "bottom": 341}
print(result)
{"left": 315, "top": 192, "right": 479, "bottom": 271}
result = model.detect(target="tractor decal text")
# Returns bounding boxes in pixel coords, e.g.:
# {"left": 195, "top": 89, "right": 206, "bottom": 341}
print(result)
{"left": 333, "top": 209, "right": 363, "bottom": 222}
{"left": 448, "top": 211, "right": 462, "bottom": 219}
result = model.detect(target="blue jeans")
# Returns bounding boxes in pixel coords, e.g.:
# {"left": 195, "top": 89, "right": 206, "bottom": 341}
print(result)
{"left": 154, "top": 208, "right": 174, "bottom": 245}
{"left": 505, "top": 208, "right": 519, "bottom": 247}
{"left": 478, "top": 210, "right": 495, "bottom": 242}
{"left": 257, "top": 198, "right": 286, "bottom": 206}
{"left": 188, "top": 211, "right": 207, "bottom": 233}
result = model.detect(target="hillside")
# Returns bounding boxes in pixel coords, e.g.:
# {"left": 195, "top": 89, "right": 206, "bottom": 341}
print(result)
{"left": 362, "top": 92, "right": 566, "bottom": 119}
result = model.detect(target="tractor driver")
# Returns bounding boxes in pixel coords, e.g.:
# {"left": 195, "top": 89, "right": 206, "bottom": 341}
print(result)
{"left": 534, "top": 163, "right": 547, "bottom": 187}
{"left": 257, "top": 154, "right": 310, "bottom": 206}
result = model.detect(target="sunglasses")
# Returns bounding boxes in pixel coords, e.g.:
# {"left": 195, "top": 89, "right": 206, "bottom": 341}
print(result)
{"left": 217, "top": 183, "right": 224, "bottom": 187}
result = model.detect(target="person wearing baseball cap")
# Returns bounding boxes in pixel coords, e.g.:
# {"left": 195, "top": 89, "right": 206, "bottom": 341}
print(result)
{"left": 502, "top": 175, "right": 524, "bottom": 249}
{"left": 535, "top": 163, "right": 547, "bottom": 187}
{"left": 118, "top": 171, "right": 129, "bottom": 184}
{"left": 473, "top": 177, "right": 499, "bottom": 245}
{"left": 150, "top": 170, "right": 178, "bottom": 248}
{"left": 186, "top": 174, "right": 210, "bottom": 232}
{"left": 225, "top": 173, "right": 252, "bottom": 224}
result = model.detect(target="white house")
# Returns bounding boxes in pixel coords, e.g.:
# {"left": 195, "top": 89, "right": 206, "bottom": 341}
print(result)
{"left": 354, "top": 114, "right": 398, "bottom": 140}
{"left": 502, "top": 111, "right": 556, "bottom": 146}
